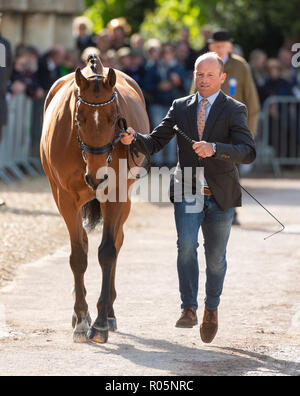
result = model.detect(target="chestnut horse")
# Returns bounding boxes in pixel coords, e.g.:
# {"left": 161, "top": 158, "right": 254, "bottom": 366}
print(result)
{"left": 41, "top": 55, "right": 149, "bottom": 343}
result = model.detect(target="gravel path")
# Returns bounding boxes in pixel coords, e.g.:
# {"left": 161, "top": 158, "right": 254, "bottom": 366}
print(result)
{"left": 0, "top": 177, "right": 299, "bottom": 376}
{"left": 0, "top": 178, "right": 68, "bottom": 287}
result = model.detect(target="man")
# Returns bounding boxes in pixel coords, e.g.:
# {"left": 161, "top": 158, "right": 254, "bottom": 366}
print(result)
{"left": 192, "top": 29, "right": 260, "bottom": 225}
{"left": 207, "top": 30, "right": 260, "bottom": 136}
{"left": 35, "top": 45, "right": 66, "bottom": 93}
{"left": 144, "top": 42, "right": 186, "bottom": 167}
{"left": 0, "top": 13, "right": 12, "bottom": 206}
{"left": 121, "top": 53, "right": 256, "bottom": 343}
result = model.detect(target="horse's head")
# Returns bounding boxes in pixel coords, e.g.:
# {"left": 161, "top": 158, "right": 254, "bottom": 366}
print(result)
{"left": 74, "top": 58, "right": 119, "bottom": 191}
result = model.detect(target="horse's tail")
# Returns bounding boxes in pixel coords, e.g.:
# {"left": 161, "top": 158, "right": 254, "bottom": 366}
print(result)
{"left": 82, "top": 199, "right": 102, "bottom": 232}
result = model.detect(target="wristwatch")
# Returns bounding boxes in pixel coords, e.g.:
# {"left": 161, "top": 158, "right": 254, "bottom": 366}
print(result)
{"left": 211, "top": 143, "right": 217, "bottom": 154}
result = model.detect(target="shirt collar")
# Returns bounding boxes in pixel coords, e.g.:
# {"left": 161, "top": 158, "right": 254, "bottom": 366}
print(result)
{"left": 197, "top": 90, "right": 220, "bottom": 107}
{"left": 223, "top": 55, "right": 229, "bottom": 64}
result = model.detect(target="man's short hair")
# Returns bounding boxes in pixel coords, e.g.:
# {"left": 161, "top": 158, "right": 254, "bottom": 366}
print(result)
{"left": 194, "top": 52, "right": 224, "bottom": 74}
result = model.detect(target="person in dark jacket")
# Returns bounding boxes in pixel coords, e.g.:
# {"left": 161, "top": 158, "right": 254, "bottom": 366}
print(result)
{"left": 144, "top": 42, "right": 186, "bottom": 166}
{"left": 35, "top": 45, "right": 66, "bottom": 93}
{"left": 121, "top": 53, "right": 256, "bottom": 344}
{"left": 0, "top": 13, "right": 13, "bottom": 206}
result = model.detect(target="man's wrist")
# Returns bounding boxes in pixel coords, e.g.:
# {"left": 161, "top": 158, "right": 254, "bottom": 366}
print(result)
{"left": 211, "top": 142, "right": 217, "bottom": 155}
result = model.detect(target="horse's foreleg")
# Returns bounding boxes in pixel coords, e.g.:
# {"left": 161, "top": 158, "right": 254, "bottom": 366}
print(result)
{"left": 88, "top": 235, "right": 116, "bottom": 343}
{"left": 57, "top": 190, "right": 90, "bottom": 343}
{"left": 88, "top": 201, "right": 130, "bottom": 343}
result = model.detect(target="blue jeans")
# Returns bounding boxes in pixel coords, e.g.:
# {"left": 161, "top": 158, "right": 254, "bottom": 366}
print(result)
{"left": 174, "top": 195, "right": 235, "bottom": 311}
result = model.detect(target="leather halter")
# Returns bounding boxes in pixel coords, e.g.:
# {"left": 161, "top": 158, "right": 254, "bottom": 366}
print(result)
{"left": 75, "top": 74, "right": 125, "bottom": 164}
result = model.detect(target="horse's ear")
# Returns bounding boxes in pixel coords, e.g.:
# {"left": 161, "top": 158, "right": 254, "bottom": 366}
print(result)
{"left": 75, "top": 68, "right": 89, "bottom": 90}
{"left": 104, "top": 68, "right": 116, "bottom": 89}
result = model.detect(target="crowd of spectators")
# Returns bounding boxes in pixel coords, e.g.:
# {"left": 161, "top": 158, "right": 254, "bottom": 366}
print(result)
{"left": 5, "top": 17, "right": 299, "bottom": 118}
{"left": 1, "top": 16, "right": 300, "bottom": 164}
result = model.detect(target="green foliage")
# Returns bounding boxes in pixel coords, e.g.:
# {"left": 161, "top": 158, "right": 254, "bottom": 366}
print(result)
{"left": 84, "top": 0, "right": 300, "bottom": 56}
{"left": 211, "top": 0, "right": 300, "bottom": 57}
{"left": 140, "top": 0, "right": 218, "bottom": 49}
{"left": 84, "top": 0, "right": 156, "bottom": 33}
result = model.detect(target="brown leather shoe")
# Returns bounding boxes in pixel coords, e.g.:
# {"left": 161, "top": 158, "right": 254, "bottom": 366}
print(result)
{"left": 200, "top": 308, "right": 218, "bottom": 343}
{"left": 175, "top": 307, "right": 198, "bottom": 328}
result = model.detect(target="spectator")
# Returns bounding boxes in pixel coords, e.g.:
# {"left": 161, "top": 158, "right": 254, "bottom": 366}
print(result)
{"left": 130, "top": 33, "right": 145, "bottom": 51}
{"left": 102, "top": 49, "right": 119, "bottom": 68}
{"left": 9, "top": 51, "right": 44, "bottom": 98}
{"left": 73, "top": 16, "right": 96, "bottom": 55}
{"left": 0, "top": 12, "right": 12, "bottom": 206}
{"left": 107, "top": 17, "right": 131, "bottom": 51}
{"left": 60, "top": 49, "right": 80, "bottom": 76}
{"left": 0, "top": 13, "right": 12, "bottom": 140}
{"left": 35, "top": 45, "right": 66, "bottom": 92}
{"left": 207, "top": 29, "right": 260, "bottom": 136}
{"left": 197, "top": 25, "right": 213, "bottom": 56}
{"left": 117, "top": 47, "right": 132, "bottom": 71}
{"left": 264, "top": 58, "right": 293, "bottom": 98}
{"left": 96, "top": 29, "right": 112, "bottom": 56}
{"left": 278, "top": 47, "right": 295, "bottom": 84}
{"left": 249, "top": 49, "right": 268, "bottom": 105}
{"left": 144, "top": 42, "right": 186, "bottom": 166}
{"left": 144, "top": 38, "right": 161, "bottom": 68}
{"left": 175, "top": 41, "right": 195, "bottom": 93}
{"left": 232, "top": 44, "right": 244, "bottom": 58}
{"left": 15, "top": 44, "right": 39, "bottom": 73}
{"left": 177, "top": 27, "right": 198, "bottom": 70}
{"left": 125, "top": 49, "right": 146, "bottom": 89}
{"left": 264, "top": 58, "right": 295, "bottom": 158}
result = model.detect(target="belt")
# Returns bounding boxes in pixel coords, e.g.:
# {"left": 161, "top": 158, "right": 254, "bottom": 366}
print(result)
{"left": 202, "top": 187, "right": 213, "bottom": 196}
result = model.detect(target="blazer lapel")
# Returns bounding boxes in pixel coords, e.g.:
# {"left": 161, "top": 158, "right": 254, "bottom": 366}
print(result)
{"left": 202, "top": 91, "right": 227, "bottom": 141}
{"left": 185, "top": 94, "right": 199, "bottom": 141}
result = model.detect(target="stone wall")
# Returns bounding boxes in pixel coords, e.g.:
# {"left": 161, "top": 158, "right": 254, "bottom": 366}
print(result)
{"left": 0, "top": 0, "right": 85, "bottom": 52}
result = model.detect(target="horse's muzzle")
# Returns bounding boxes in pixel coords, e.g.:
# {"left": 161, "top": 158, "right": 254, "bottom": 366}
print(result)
{"left": 85, "top": 173, "right": 108, "bottom": 191}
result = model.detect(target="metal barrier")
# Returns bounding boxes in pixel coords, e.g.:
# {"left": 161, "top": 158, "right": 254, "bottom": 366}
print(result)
{"left": 0, "top": 93, "right": 42, "bottom": 183}
{"left": 1, "top": 94, "right": 299, "bottom": 182}
{"left": 258, "top": 96, "right": 300, "bottom": 176}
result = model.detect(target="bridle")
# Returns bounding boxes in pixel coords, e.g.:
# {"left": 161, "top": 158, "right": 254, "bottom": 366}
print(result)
{"left": 75, "top": 74, "right": 127, "bottom": 165}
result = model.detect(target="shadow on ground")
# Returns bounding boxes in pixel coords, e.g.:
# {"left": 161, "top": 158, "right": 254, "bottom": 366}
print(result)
{"left": 87, "top": 331, "right": 300, "bottom": 376}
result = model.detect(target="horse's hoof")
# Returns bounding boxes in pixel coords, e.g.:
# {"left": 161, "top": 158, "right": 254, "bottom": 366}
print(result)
{"left": 108, "top": 317, "right": 117, "bottom": 332}
{"left": 88, "top": 326, "right": 109, "bottom": 344}
{"left": 73, "top": 331, "right": 88, "bottom": 343}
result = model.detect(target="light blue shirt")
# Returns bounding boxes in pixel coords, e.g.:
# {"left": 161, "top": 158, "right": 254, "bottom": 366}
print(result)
{"left": 196, "top": 90, "right": 221, "bottom": 121}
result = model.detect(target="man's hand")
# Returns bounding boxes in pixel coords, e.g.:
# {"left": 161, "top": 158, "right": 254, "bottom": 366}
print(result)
{"left": 192, "top": 141, "right": 215, "bottom": 158}
{"left": 120, "top": 127, "right": 136, "bottom": 145}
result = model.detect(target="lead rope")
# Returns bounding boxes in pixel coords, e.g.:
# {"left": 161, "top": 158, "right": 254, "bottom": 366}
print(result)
{"left": 117, "top": 117, "right": 152, "bottom": 179}
{"left": 173, "top": 125, "right": 285, "bottom": 240}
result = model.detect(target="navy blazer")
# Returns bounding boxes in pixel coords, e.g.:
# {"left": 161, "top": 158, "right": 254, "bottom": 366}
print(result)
{"left": 134, "top": 91, "right": 256, "bottom": 210}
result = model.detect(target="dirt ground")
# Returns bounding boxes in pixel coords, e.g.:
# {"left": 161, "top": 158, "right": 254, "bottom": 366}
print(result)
{"left": 0, "top": 178, "right": 68, "bottom": 287}
{"left": 0, "top": 176, "right": 299, "bottom": 376}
